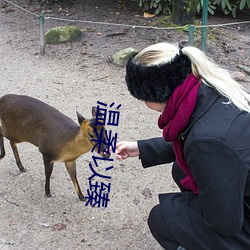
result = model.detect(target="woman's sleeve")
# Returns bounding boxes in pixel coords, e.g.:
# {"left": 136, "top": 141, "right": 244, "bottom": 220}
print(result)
{"left": 185, "top": 137, "right": 249, "bottom": 236}
{"left": 137, "top": 137, "right": 175, "bottom": 168}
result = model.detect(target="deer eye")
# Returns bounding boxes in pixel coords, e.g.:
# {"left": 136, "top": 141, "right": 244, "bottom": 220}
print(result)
{"left": 89, "top": 133, "right": 94, "bottom": 139}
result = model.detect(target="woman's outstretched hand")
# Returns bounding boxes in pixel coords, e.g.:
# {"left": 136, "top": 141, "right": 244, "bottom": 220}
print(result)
{"left": 115, "top": 141, "right": 139, "bottom": 160}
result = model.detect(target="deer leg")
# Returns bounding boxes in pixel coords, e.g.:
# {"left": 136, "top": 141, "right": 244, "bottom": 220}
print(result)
{"left": 65, "top": 161, "right": 85, "bottom": 201}
{"left": 0, "top": 127, "right": 5, "bottom": 159}
{"left": 43, "top": 155, "right": 54, "bottom": 198}
{"left": 0, "top": 137, "right": 5, "bottom": 159}
{"left": 10, "top": 141, "right": 25, "bottom": 172}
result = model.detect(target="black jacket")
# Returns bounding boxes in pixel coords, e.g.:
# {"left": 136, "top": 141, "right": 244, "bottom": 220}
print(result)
{"left": 138, "top": 84, "right": 250, "bottom": 249}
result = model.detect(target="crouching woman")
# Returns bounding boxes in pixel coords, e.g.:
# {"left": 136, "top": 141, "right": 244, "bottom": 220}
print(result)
{"left": 115, "top": 42, "right": 250, "bottom": 250}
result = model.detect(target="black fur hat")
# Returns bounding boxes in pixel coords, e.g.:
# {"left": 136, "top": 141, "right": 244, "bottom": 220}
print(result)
{"left": 125, "top": 52, "right": 192, "bottom": 103}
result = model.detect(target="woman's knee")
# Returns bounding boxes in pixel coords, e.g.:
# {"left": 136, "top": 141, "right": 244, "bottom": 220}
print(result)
{"left": 148, "top": 204, "right": 161, "bottom": 232}
{"left": 148, "top": 205, "right": 179, "bottom": 249}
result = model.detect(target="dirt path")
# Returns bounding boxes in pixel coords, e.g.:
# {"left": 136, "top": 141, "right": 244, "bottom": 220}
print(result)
{"left": 0, "top": 1, "right": 249, "bottom": 249}
{"left": 0, "top": 3, "right": 175, "bottom": 250}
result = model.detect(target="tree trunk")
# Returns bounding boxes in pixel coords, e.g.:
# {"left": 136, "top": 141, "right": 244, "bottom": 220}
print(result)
{"left": 171, "top": 0, "right": 198, "bottom": 25}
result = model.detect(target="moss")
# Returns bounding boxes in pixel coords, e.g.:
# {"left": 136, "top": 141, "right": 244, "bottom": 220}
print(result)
{"left": 112, "top": 48, "right": 138, "bottom": 67}
{"left": 45, "top": 26, "right": 82, "bottom": 44}
{"left": 152, "top": 16, "right": 172, "bottom": 27}
{"left": 152, "top": 16, "right": 198, "bottom": 32}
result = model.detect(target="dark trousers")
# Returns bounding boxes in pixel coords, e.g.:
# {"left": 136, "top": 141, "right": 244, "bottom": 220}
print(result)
{"left": 148, "top": 162, "right": 250, "bottom": 250}
{"left": 148, "top": 162, "right": 188, "bottom": 250}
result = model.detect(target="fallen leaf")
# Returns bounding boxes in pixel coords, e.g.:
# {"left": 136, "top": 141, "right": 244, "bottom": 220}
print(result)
{"left": 51, "top": 223, "right": 67, "bottom": 231}
{"left": 142, "top": 187, "right": 152, "bottom": 198}
{"left": 39, "top": 223, "right": 50, "bottom": 228}
{"left": 143, "top": 12, "right": 155, "bottom": 18}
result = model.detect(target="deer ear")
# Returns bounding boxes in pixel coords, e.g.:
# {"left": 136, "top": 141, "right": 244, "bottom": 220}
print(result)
{"left": 92, "top": 106, "right": 97, "bottom": 118}
{"left": 76, "top": 111, "right": 85, "bottom": 125}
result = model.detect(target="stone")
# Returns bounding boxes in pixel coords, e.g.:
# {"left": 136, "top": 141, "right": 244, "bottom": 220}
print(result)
{"left": 237, "top": 65, "right": 250, "bottom": 76}
{"left": 141, "top": 187, "right": 152, "bottom": 198}
{"left": 45, "top": 26, "right": 82, "bottom": 44}
{"left": 0, "top": 0, "right": 6, "bottom": 8}
{"left": 231, "top": 71, "right": 247, "bottom": 82}
{"left": 112, "top": 47, "right": 138, "bottom": 67}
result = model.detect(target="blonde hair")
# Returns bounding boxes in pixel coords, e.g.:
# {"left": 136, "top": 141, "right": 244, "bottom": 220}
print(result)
{"left": 134, "top": 42, "right": 250, "bottom": 113}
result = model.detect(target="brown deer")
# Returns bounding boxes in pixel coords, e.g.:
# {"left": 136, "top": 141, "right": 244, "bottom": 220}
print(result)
{"left": 0, "top": 94, "right": 110, "bottom": 201}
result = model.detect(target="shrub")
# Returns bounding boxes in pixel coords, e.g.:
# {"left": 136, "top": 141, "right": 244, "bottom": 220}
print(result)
{"left": 135, "top": 0, "right": 172, "bottom": 15}
{"left": 135, "top": 0, "right": 250, "bottom": 17}
{"left": 38, "top": 0, "right": 58, "bottom": 4}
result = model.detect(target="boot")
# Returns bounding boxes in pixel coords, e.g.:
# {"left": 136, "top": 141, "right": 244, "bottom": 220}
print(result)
{"left": 176, "top": 246, "right": 187, "bottom": 250}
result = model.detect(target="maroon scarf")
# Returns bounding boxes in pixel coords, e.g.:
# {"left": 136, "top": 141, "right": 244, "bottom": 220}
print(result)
{"left": 158, "top": 73, "right": 200, "bottom": 194}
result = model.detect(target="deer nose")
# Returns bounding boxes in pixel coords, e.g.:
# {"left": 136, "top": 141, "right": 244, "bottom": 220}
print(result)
{"left": 102, "top": 151, "right": 111, "bottom": 158}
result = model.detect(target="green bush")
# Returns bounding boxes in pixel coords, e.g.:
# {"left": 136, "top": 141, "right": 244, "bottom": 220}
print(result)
{"left": 135, "top": 0, "right": 250, "bottom": 17}
{"left": 196, "top": 0, "right": 216, "bottom": 15}
{"left": 38, "top": 0, "right": 58, "bottom": 4}
{"left": 212, "top": 0, "right": 250, "bottom": 17}
{"left": 135, "top": 0, "right": 172, "bottom": 15}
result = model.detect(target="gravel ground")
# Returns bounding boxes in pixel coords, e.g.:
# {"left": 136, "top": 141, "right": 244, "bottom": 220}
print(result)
{"left": 0, "top": 1, "right": 249, "bottom": 249}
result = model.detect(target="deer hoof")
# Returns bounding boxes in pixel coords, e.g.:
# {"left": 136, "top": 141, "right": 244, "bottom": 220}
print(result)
{"left": 46, "top": 193, "right": 52, "bottom": 198}
{"left": 79, "top": 196, "right": 86, "bottom": 202}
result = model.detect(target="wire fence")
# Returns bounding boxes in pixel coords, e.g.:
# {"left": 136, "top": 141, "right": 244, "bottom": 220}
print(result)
{"left": 3, "top": 0, "right": 250, "bottom": 55}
